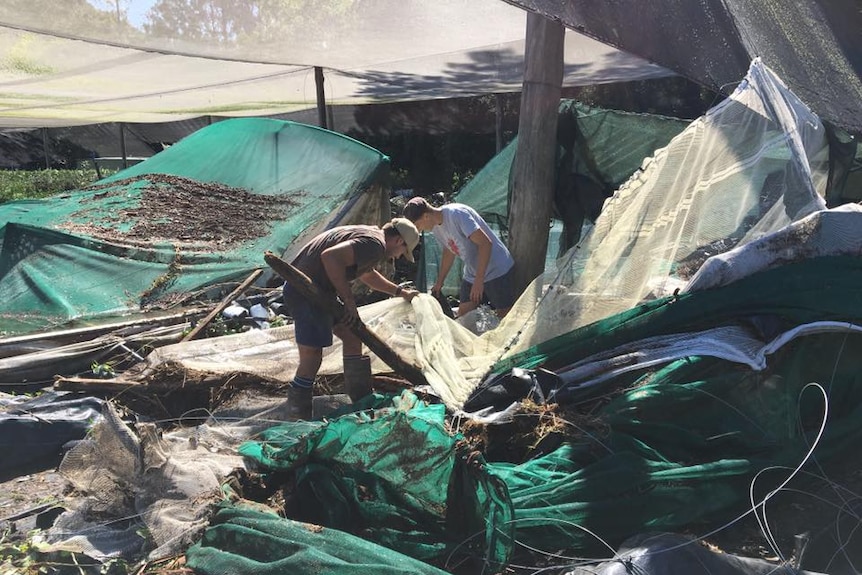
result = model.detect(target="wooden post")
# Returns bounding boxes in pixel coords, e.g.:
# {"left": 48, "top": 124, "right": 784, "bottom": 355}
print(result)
{"left": 314, "top": 66, "right": 327, "bottom": 129}
{"left": 507, "top": 12, "right": 564, "bottom": 294}
{"left": 264, "top": 251, "right": 428, "bottom": 388}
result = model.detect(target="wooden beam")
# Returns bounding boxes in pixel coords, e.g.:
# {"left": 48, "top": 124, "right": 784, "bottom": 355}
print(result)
{"left": 55, "top": 374, "right": 230, "bottom": 393}
{"left": 263, "top": 251, "right": 428, "bottom": 388}
{"left": 180, "top": 268, "right": 264, "bottom": 342}
{"left": 42, "top": 128, "right": 50, "bottom": 169}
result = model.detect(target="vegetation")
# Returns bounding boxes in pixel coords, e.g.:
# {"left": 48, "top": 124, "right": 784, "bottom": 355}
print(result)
{"left": 0, "top": 168, "right": 115, "bottom": 203}
{"left": 0, "top": 0, "right": 133, "bottom": 36}
{"left": 144, "top": 0, "right": 359, "bottom": 44}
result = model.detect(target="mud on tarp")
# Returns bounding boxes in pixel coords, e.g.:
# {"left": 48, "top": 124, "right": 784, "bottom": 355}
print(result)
{"left": 237, "top": 391, "right": 514, "bottom": 571}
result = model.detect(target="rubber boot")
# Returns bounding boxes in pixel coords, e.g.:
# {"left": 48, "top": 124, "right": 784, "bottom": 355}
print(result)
{"left": 287, "top": 385, "right": 313, "bottom": 420}
{"left": 343, "top": 355, "right": 372, "bottom": 403}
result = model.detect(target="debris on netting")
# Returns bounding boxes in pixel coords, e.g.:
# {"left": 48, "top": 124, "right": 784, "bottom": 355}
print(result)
{"left": 0, "top": 118, "right": 392, "bottom": 338}
{"left": 234, "top": 390, "right": 515, "bottom": 573}
{"left": 208, "top": 290, "right": 290, "bottom": 336}
{"left": 456, "top": 304, "right": 500, "bottom": 335}
{"left": 457, "top": 397, "right": 608, "bottom": 463}
{"left": 44, "top": 401, "right": 246, "bottom": 563}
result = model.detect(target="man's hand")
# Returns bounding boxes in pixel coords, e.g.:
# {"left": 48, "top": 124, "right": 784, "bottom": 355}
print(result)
{"left": 470, "top": 277, "right": 485, "bottom": 304}
{"left": 431, "top": 280, "right": 445, "bottom": 298}
{"left": 399, "top": 287, "right": 419, "bottom": 302}
{"left": 340, "top": 302, "right": 361, "bottom": 328}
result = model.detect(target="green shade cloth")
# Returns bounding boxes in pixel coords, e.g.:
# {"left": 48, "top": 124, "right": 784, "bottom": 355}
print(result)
{"left": 0, "top": 118, "right": 389, "bottom": 336}
{"left": 189, "top": 256, "right": 862, "bottom": 573}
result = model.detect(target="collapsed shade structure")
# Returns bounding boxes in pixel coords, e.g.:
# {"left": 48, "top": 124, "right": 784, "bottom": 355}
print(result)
{"left": 0, "top": 118, "right": 389, "bottom": 336}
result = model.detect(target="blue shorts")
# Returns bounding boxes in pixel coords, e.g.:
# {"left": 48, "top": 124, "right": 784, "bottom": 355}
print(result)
{"left": 459, "top": 268, "right": 515, "bottom": 310}
{"left": 283, "top": 283, "right": 334, "bottom": 347}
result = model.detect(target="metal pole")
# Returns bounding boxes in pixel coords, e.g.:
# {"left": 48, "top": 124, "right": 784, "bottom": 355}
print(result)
{"left": 42, "top": 127, "right": 50, "bottom": 169}
{"left": 495, "top": 94, "right": 504, "bottom": 153}
{"left": 119, "top": 123, "right": 128, "bottom": 170}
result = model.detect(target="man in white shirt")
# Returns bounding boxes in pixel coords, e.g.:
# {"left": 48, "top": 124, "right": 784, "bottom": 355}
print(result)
{"left": 403, "top": 197, "right": 514, "bottom": 318}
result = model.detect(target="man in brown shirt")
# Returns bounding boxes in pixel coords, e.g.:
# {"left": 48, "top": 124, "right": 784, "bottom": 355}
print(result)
{"left": 284, "top": 218, "right": 420, "bottom": 419}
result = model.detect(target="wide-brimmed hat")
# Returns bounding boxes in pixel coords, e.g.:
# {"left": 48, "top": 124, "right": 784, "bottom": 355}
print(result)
{"left": 391, "top": 217, "right": 419, "bottom": 262}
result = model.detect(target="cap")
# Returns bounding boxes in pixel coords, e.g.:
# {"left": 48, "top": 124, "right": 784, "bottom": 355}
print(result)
{"left": 391, "top": 217, "right": 419, "bottom": 263}
{"left": 402, "top": 196, "right": 430, "bottom": 222}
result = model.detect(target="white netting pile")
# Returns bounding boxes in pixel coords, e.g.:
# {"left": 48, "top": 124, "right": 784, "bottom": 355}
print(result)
{"left": 46, "top": 394, "right": 293, "bottom": 560}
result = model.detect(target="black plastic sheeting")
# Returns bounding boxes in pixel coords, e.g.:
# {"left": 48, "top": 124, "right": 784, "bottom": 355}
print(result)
{"left": 503, "top": 0, "right": 862, "bottom": 136}
{"left": 0, "top": 391, "right": 104, "bottom": 480}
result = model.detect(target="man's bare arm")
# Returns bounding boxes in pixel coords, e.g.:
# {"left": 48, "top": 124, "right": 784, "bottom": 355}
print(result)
{"left": 467, "top": 228, "right": 492, "bottom": 303}
{"left": 321, "top": 242, "right": 359, "bottom": 324}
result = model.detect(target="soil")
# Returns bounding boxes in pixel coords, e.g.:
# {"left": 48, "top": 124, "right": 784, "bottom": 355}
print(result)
{"left": 0, "top": 468, "right": 67, "bottom": 524}
{"left": 55, "top": 174, "right": 300, "bottom": 248}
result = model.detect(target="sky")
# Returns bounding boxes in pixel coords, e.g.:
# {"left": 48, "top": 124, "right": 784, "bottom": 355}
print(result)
{"left": 126, "top": 0, "right": 157, "bottom": 27}
{"left": 86, "top": 0, "right": 158, "bottom": 28}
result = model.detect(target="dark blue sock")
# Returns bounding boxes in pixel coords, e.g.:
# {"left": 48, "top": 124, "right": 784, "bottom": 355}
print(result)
{"left": 291, "top": 375, "right": 314, "bottom": 389}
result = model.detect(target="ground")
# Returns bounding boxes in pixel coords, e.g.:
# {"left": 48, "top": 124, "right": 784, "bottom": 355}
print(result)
{"left": 0, "top": 468, "right": 66, "bottom": 525}
{"left": 3, "top": 391, "right": 860, "bottom": 574}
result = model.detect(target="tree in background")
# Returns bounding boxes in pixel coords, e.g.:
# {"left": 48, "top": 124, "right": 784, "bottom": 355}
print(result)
{"left": 0, "top": 0, "right": 122, "bottom": 34}
{"left": 90, "top": 0, "right": 129, "bottom": 24}
{"left": 144, "top": 0, "right": 359, "bottom": 46}
{"left": 145, "top": 0, "right": 258, "bottom": 43}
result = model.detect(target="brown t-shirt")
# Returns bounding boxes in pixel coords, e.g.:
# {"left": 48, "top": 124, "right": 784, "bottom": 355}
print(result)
{"left": 290, "top": 225, "right": 386, "bottom": 294}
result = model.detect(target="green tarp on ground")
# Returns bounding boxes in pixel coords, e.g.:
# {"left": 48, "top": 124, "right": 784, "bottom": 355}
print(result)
{"left": 188, "top": 255, "right": 862, "bottom": 573}
{"left": 187, "top": 503, "right": 454, "bottom": 575}
{"left": 236, "top": 391, "right": 514, "bottom": 571}
{"left": 0, "top": 118, "right": 389, "bottom": 336}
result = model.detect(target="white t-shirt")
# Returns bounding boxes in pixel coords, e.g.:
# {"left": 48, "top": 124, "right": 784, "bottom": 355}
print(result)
{"left": 431, "top": 203, "right": 514, "bottom": 283}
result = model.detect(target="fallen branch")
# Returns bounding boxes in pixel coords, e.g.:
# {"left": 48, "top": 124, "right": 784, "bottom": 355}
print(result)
{"left": 181, "top": 268, "right": 264, "bottom": 342}
{"left": 54, "top": 375, "right": 222, "bottom": 393}
{"left": 263, "top": 250, "right": 428, "bottom": 388}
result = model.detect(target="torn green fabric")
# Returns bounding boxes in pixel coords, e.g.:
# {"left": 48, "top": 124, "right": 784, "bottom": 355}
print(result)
{"left": 238, "top": 391, "right": 514, "bottom": 571}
